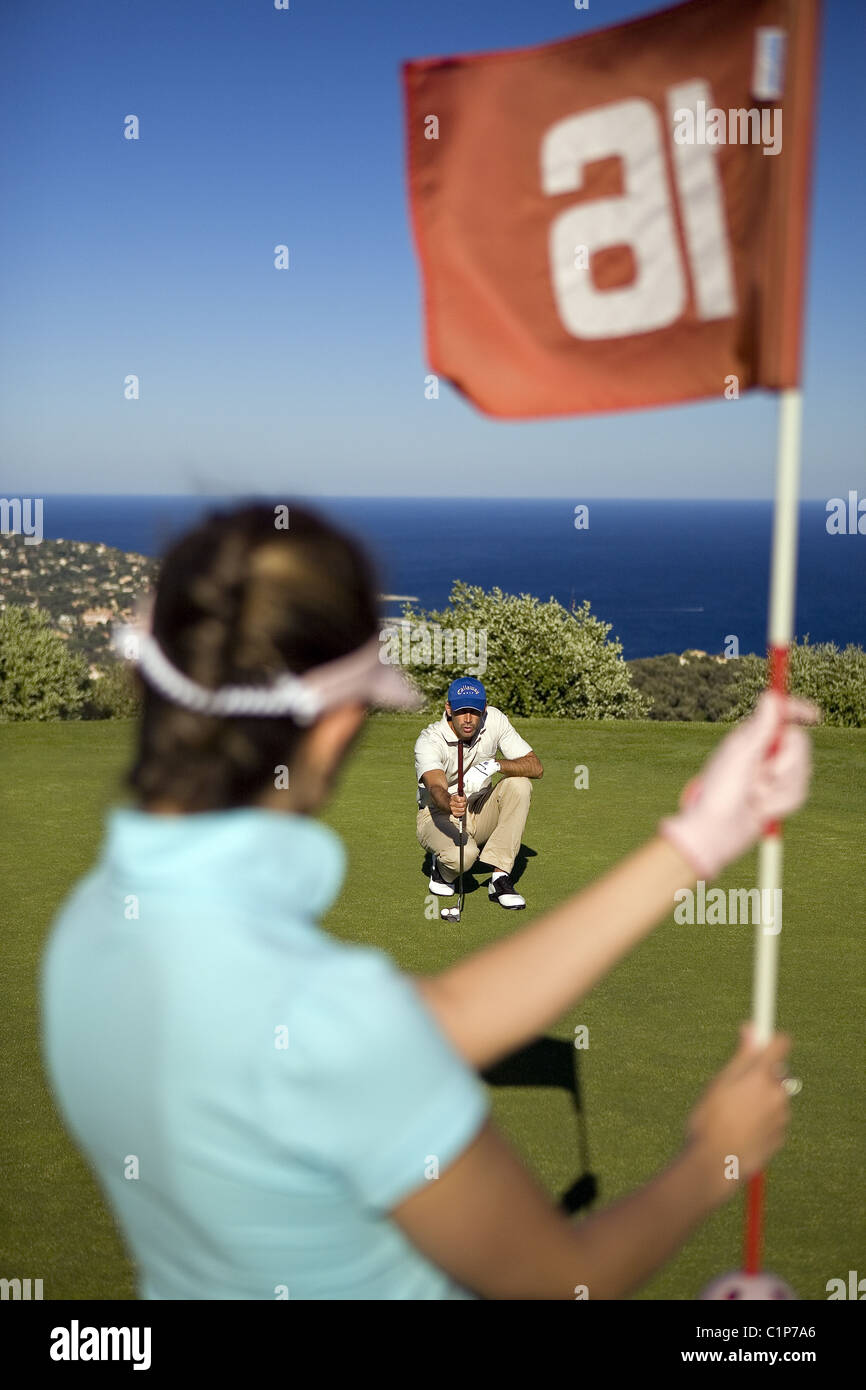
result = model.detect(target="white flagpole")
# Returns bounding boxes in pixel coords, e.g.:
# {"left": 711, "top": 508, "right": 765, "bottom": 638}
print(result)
{"left": 745, "top": 386, "right": 803, "bottom": 1273}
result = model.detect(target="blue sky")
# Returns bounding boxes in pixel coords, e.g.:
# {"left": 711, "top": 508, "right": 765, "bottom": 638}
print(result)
{"left": 0, "top": 0, "right": 863, "bottom": 499}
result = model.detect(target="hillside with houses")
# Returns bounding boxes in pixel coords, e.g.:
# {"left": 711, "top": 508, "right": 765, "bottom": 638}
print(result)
{"left": 0, "top": 533, "right": 157, "bottom": 671}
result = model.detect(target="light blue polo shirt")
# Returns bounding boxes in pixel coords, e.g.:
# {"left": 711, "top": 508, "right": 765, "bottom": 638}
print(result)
{"left": 40, "top": 805, "right": 489, "bottom": 1300}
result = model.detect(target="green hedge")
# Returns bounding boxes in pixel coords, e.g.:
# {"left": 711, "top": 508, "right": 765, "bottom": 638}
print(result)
{"left": 390, "top": 581, "right": 650, "bottom": 719}
{"left": 725, "top": 638, "right": 866, "bottom": 727}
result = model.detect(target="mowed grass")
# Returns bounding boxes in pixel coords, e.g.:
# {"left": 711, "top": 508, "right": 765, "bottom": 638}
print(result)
{"left": 1, "top": 714, "right": 863, "bottom": 1301}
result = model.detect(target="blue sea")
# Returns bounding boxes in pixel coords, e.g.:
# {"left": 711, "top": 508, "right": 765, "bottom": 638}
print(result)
{"left": 28, "top": 495, "right": 866, "bottom": 661}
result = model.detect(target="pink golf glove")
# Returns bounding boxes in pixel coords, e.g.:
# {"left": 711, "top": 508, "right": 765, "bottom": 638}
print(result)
{"left": 658, "top": 690, "right": 819, "bottom": 880}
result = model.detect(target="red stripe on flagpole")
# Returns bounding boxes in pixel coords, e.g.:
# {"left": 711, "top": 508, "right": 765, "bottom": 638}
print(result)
{"left": 769, "top": 644, "right": 790, "bottom": 695}
{"left": 745, "top": 1171, "right": 766, "bottom": 1274}
{"left": 765, "top": 643, "right": 790, "bottom": 833}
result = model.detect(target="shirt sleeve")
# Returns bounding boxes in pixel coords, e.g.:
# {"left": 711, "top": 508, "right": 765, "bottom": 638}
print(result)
{"left": 414, "top": 728, "right": 446, "bottom": 783}
{"left": 279, "top": 945, "right": 489, "bottom": 1212}
{"left": 494, "top": 712, "right": 533, "bottom": 761}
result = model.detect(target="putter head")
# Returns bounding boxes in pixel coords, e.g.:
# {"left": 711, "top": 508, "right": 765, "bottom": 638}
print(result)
{"left": 440, "top": 905, "right": 461, "bottom": 921}
{"left": 560, "top": 1172, "right": 598, "bottom": 1215}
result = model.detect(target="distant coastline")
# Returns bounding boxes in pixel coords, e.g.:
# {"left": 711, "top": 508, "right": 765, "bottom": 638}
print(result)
{"left": 1, "top": 495, "right": 862, "bottom": 662}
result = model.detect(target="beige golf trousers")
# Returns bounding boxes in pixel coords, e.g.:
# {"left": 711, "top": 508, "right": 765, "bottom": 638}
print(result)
{"left": 416, "top": 777, "right": 532, "bottom": 881}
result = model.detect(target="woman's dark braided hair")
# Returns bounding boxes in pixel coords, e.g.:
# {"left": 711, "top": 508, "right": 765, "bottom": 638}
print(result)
{"left": 126, "top": 502, "right": 381, "bottom": 812}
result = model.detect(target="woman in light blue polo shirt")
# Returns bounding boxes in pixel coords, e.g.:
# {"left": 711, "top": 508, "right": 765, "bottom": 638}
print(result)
{"left": 41, "top": 503, "right": 817, "bottom": 1299}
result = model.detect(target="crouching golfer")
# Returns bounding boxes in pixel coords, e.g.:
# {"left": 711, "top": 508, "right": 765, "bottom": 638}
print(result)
{"left": 41, "top": 502, "right": 818, "bottom": 1300}
{"left": 415, "top": 677, "right": 543, "bottom": 910}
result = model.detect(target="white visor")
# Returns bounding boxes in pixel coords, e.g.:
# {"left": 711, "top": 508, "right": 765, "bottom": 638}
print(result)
{"left": 111, "top": 603, "right": 425, "bottom": 725}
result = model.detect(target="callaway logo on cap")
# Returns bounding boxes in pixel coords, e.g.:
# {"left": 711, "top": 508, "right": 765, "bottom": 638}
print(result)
{"left": 447, "top": 677, "right": 486, "bottom": 713}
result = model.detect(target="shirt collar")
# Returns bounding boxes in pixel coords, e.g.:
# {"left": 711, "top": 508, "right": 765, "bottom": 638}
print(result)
{"left": 102, "top": 804, "right": 347, "bottom": 922}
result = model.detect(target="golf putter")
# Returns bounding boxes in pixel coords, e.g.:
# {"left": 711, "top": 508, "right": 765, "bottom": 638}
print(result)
{"left": 440, "top": 738, "right": 465, "bottom": 922}
{"left": 456, "top": 738, "right": 465, "bottom": 920}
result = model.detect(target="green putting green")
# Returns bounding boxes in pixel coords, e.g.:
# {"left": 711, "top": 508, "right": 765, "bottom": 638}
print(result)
{"left": 1, "top": 714, "right": 863, "bottom": 1300}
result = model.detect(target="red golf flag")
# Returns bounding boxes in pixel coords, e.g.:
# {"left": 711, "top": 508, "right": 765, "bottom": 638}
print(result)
{"left": 404, "top": 0, "right": 820, "bottom": 418}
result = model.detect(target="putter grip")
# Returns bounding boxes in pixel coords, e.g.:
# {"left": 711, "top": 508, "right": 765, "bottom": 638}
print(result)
{"left": 457, "top": 739, "right": 463, "bottom": 795}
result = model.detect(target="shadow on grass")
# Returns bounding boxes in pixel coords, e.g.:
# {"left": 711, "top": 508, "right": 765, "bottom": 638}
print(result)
{"left": 483, "top": 1036, "right": 598, "bottom": 1216}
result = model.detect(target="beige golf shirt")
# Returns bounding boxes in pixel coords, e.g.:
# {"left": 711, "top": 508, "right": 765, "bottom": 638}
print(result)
{"left": 414, "top": 707, "right": 533, "bottom": 811}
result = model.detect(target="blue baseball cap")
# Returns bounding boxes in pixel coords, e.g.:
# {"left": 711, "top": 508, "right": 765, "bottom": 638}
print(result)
{"left": 447, "top": 677, "right": 487, "bottom": 713}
